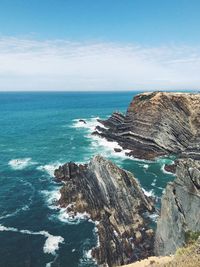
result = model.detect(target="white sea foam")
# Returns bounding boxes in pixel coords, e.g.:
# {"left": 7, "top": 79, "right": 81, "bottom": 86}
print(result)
{"left": 161, "top": 164, "right": 176, "bottom": 176}
{"left": 85, "top": 249, "right": 93, "bottom": 259}
{"left": 142, "top": 188, "right": 155, "bottom": 197}
{"left": 37, "top": 162, "right": 62, "bottom": 177}
{"left": 148, "top": 213, "right": 159, "bottom": 222}
{"left": 89, "top": 133, "right": 132, "bottom": 161}
{"left": 8, "top": 158, "right": 37, "bottom": 170}
{"left": 151, "top": 178, "right": 157, "bottom": 187}
{"left": 57, "top": 208, "right": 90, "bottom": 225}
{"left": 41, "top": 232, "right": 64, "bottom": 255}
{"left": 143, "top": 164, "right": 149, "bottom": 169}
{"left": 0, "top": 205, "right": 29, "bottom": 220}
{"left": 41, "top": 188, "right": 61, "bottom": 210}
{"left": 0, "top": 224, "right": 64, "bottom": 255}
{"left": 71, "top": 117, "right": 155, "bottom": 163}
{"left": 79, "top": 240, "right": 97, "bottom": 266}
{"left": 71, "top": 117, "right": 107, "bottom": 132}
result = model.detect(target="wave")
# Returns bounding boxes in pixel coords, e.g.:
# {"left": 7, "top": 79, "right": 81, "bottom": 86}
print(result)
{"left": 37, "top": 162, "right": 63, "bottom": 177}
{"left": 79, "top": 238, "right": 97, "bottom": 267}
{"left": 57, "top": 207, "right": 90, "bottom": 225}
{"left": 143, "top": 164, "right": 149, "bottom": 169}
{"left": 0, "top": 205, "right": 29, "bottom": 220}
{"left": 41, "top": 188, "right": 61, "bottom": 210}
{"left": 142, "top": 188, "right": 155, "bottom": 197}
{"left": 42, "top": 188, "right": 91, "bottom": 225}
{"left": 8, "top": 158, "right": 37, "bottom": 170}
{"left": 71, "top": 117, "right": 156, "bottom": 164}
{"left": 71, "top": 117, "right": 107, "bottom": 132}
{"left": 0, "top": 224, "right": 64, "bottom": 255}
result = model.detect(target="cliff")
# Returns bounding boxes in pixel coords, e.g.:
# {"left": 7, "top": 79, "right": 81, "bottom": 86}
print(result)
{"left": 54, "top": 155, "right": 154, "bottom": 266}
{"left": 155, "top": 158, "right": 200, "bottom": 256}
{"left": 95, "top": 92, "right": 200, "bottom": 160}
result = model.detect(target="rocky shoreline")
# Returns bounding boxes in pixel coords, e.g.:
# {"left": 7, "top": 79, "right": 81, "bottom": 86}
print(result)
{"left": 54, "top": 155, "right": 155, "bottom": 266}
{"left": 54, "top": 91, "right": 200, "bottom": 266}
{"left": 93, "top": 92, "right": 200, "bottom": 161}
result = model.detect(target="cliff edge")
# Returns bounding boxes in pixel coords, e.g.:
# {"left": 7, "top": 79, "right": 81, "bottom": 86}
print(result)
{"left": 95, "top": 92, "right": 200, "bottom": 160}
{"left": 155, "top": 158, "right": 200, "bottom": 256}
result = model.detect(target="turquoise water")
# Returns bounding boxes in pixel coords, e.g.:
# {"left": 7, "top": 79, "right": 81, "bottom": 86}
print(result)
{"left": 0, "top": 92, "right": 174, "bottom": 267}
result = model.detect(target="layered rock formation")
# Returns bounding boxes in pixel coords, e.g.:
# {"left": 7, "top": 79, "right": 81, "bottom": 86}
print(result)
{"left": 155, "top": 158, "right": 200, "bottom": 256}
{"left": 54, "top": 155, "right": 154, "bottom": 266}
{"left": 94, "top": 92, "right": 200, "bottom": 160}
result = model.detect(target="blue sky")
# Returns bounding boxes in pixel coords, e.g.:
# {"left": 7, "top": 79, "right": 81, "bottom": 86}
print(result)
{"left": 0, "top": 0, "right": 200, "bottom": 91}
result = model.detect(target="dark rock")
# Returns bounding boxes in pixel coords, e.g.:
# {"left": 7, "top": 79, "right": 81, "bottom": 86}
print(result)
{"left": 164, "top": 163, "right": 177, "bottom": 174}
{"left": 94, "top": 92, "right": 200, "bottom": 160}
{"left": 54, "top": 155, "right": 155, "bottom": 266}
{"left": 79, "top": 119, "right": 87, "bottom": 124}
{"left": 155, "top": 158, "right": 200, "bottom": 256}
{"left": 114, "top": 148, "right": 122, "bottom": 153}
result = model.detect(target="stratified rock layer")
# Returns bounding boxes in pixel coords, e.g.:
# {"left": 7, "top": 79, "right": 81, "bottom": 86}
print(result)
{"left": 54, "top": 155, "right": 154, "bottom": 266}
{"left": 95, "top": 92, "right": 200, "bottom": 160}
{"left": 155, "top": 158, "right": 200, "bottom": 256}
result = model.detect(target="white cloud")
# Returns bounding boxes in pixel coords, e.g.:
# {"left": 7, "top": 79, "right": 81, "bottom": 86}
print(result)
{"left": 0, "top": 36, "right": 200, "bottom": 91}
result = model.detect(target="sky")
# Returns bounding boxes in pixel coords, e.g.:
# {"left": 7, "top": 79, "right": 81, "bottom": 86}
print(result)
{"left": 0, "top": 0, "right": 200, "bottom": 91}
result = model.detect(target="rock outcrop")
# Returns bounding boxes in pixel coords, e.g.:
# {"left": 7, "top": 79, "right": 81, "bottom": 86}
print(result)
{"left": 54, "top": 155, "right": 155, "bottom": 266}
{"left": 94, "top": 92, "right": 200, "bottom": 160}
{"left": 155, "top": 158, "right": 200, "bottom": 256}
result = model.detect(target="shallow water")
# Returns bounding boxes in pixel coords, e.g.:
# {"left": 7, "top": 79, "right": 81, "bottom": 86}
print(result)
{"left": 0, "top": 92, "right": 175, "bottom": 267}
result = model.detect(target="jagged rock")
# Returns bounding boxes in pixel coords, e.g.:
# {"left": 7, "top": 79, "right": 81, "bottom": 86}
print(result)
{"left": 155, "top": 158, "right": 200, "bottom": 256}
{"left": 94, "top": 92, "right": 200, "bottom": 160}
{"left": 54, "top": 155, "right": 155, "bottom": 266}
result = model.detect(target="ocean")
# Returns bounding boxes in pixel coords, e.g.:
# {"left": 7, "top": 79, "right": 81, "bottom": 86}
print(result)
{"left": 0, "top": 92, "right": 175, "bottom": 267}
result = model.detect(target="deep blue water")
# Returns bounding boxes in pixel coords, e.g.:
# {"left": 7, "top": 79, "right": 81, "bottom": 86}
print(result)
{"left": 0, "top": 92, "right": 174, "bottom": 267}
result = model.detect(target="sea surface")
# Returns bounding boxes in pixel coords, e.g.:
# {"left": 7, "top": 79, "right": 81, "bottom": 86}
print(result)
{"left": 0, "top": 92, "right": 175, "bottom": 267}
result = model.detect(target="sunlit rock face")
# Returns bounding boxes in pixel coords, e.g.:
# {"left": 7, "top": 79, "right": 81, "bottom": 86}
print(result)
{"left": 94, "top": 92, "right": 200, "bottom": 160}
{"left": 155, "top": 158, "right": 200, "bottom": 256}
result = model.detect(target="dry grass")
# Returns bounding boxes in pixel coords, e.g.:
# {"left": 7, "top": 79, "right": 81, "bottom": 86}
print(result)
{"left": 122, "top": 238, "right": 200, "bottom": 267}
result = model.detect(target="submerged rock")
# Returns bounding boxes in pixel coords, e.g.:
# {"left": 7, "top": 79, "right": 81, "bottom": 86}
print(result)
{"left": 94, "top": 92, "right": 200, "bottom": 160}
{"left": 54, "top": 155, "right": 155, "bottom": 266}
{"left": 79, "top": 119, "right": 87, "bottom": 124}
{"left": 164, "top": 162, "right": 177, "bottom": 174}
{"left": 155, "top": 158, "right": 200, "bottom": 256}
{"left": 114, "top": 147, "right": 122, "bottom": 153}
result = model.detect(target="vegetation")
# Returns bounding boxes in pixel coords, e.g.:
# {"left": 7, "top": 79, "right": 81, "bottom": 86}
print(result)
{"left": 185, "top": 230, "right": 200, "bottom": 245}
{"left": 152, "top": 236, "right": 200, "bottom": 267}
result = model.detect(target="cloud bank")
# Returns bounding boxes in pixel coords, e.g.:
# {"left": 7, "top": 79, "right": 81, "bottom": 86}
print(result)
{"left": 0, "top": 37, "right": 200, "bottom": 91}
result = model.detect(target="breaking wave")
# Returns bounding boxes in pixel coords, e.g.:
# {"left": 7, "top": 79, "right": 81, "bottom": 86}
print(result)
{"left": 57, "top": 207, "right": 90, "bottom": 225}
{"left": 142, "top": 188, "right": 155, "bottom": 197}
{"left": 8, "top": 158, "right": 37, "bottom": 170}
{"left": 37, "top": 162, "right": 63, "bottom": 177}
{"left": 0, "top": 224, "right": 64, "bottom": 255}
{"left": 41, "top": 188, "right": 61, "bottom": 210}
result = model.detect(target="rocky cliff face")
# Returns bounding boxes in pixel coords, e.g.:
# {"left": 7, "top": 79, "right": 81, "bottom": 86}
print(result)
{"left": 54, "top": 155, "right": 154, "bottom": 266}
{"left": 95, "top": 92, "right": 200, "bottom": 160}
{"left": 155, "top": 158, "right": 200, "bottom": 256}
